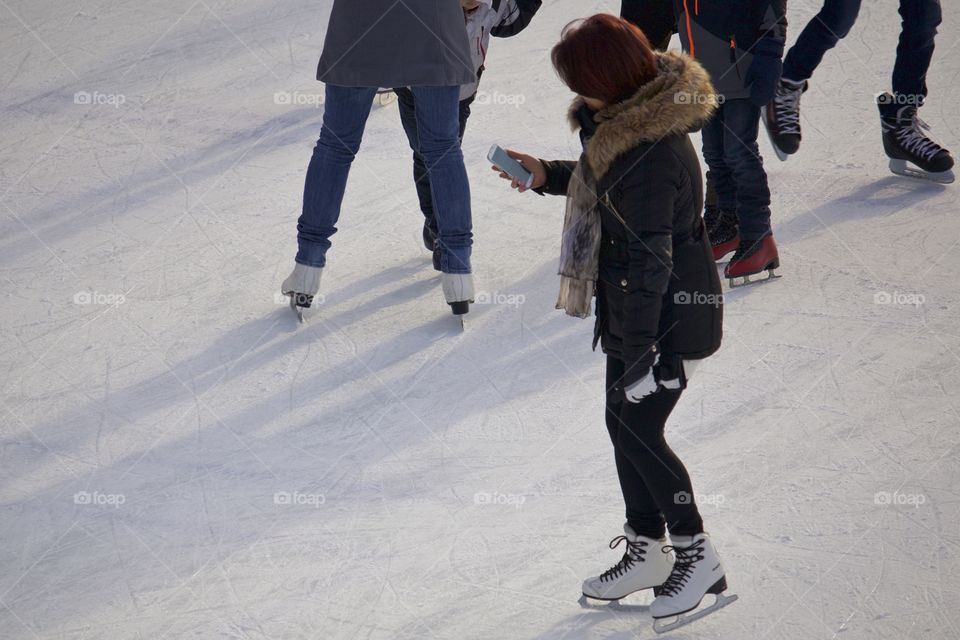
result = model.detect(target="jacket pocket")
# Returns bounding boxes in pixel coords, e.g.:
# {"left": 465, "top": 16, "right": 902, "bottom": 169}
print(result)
{"left": 665, "top": 231, "right": 723, "bottom": 358}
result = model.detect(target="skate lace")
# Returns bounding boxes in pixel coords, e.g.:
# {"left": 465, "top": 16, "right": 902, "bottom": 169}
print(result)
{"left": 598, "top": 536, "right": 648, "bottom": 583}
{"left": 896, "top": 115, "right": 945, "bottom": 162}
{"left": 658, "top": 540, "right": 706, "bottom": 596}
{"left": 706, "top": 208, "right": 737, "bottom": 242}
{"left": 772, "top": 83, "right": 803, "bottom": 134}
{"left": 729, "top": 236, "right": 761, "bottom": 263}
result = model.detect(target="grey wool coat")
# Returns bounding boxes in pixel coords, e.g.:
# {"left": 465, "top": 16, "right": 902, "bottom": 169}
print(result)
{"left": 316, "top": 0, "right": 475, "bottom": 88}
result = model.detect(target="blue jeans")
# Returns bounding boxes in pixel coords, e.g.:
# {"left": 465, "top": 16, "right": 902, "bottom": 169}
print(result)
{"left": 295, "top": 84, "right": 473, "bottom": 274}
{"left": 783, "top": 0, "right": 941, "bottom": 114}
{"left": 700, "top": 98, "right": 771, "bottom": 240}
{"left": 395, "top": 87, "right": 474, "bottom": 237}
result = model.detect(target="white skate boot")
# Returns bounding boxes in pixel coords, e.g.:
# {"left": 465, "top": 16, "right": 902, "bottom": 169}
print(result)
{"left": 649, "top": 532, "right": 738, "bottom": 633}
{"left": 441, "top": 273, "right": 474, "bottom": 324}
{"left": 281, "top": 263, "right": 323, "bottom": 322}
{"left": 580, "top": 524, "right": 673, "bottom": 604}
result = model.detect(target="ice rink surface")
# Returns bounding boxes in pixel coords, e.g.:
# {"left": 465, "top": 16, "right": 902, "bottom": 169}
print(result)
{"left": 2, "top": 1, "right": 959, "bottom": 638}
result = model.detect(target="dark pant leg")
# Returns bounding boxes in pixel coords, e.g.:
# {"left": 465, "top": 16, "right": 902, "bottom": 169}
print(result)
{"left": 608, "top": 356, "right": 705, "bottom": 538}
{"left": 395, "top": 88, "right": 436, "bottom": 227}
{"left": 705, "top": 172, "right": 718, "bottom": 209}
{"left": 782, "top": 0, "right": 862, "bottom": 82}
{"left": 620, "top": 0, "right": 676, "bottom": 51}
{"left": 891, "top": 0, "right": 941, "bottom": 113}
{"left": 701, "top": 106, "right": 738, "bottom": 213}
{"left": 721, "top": 99, "right": 772, "bottom": 239}
{"left": 458, "top": 93, "right": 474, "bottom": 140}
{"left": 296, "top": 85, "right": 377, "bottom": 267}
{"left": 606, "top": 357, "right": 666, "bottom": 539}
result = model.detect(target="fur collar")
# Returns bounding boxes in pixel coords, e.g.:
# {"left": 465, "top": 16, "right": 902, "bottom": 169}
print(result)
{"left": 568, "top": 51, "right": 717, "bottom": 178}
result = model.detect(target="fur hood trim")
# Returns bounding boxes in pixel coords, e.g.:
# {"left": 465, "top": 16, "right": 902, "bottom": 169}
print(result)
{"left": 568, "top": 51, "right": 717, "bottom": 178}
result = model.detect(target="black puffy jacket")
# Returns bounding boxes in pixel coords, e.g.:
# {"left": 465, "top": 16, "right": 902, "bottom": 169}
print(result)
{"left": 538, "top": 52, "right": 723, "bottom": 387}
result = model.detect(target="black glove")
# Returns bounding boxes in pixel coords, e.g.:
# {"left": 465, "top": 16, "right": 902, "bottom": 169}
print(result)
{"left": 490, "top": 0, "right": 542, "bottom": 37}
{"left": 746, "top": 37, "right": 784, "bottom": 108}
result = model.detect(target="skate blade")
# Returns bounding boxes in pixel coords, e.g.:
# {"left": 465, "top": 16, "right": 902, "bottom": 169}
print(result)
{"left": 728, "top": 268, "right": 781, "bottom": 288}
{"left": 889, "top": 159, "right": 955, "bottom": 184}
{"left": 578, "top": 592, "right": 654, "bottom": 611}
{"left": 762, "top": 109, "right": 790, "bottom": 162}
{"left": 286, "top": 294, "right": 310, "bottom": 323}
{"left": 652, "top": 592, "right": 739, "bottom": 634}
{"left": 449, "top": 300, "right": 469, "bottom": 331}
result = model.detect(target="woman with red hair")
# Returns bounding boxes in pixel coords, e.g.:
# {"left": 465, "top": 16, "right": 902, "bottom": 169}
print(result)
{"left": 494, "top": 15, "right": 734, "bottom": 629}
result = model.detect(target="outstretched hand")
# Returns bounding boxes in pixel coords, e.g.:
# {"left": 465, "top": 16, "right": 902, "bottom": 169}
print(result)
{"left": 491, "top": 149, "right": 547, "bottom": 193}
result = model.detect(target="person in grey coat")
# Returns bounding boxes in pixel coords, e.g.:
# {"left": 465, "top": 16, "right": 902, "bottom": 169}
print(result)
{"left": 281, "top": 0, "right": 478, "bottom": 320}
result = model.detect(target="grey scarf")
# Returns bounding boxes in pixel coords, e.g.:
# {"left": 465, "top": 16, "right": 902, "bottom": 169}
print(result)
{"left": 555, "top": 160, "right": 602, "bottom": 318}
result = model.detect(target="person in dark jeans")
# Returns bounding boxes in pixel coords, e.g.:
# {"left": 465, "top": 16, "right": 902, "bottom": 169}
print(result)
{"left": 765, "top": 0, "right": 952, "bottom": 180}
{"left": 673, "top": 0, "right": 787, "bottom": 284}
{"left": 779, "top": 0, "right": 940, "bottom": 120}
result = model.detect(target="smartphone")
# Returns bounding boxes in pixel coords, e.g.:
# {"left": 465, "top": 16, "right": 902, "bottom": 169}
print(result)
{"left": 488, "top": 144, "right": 534, "bottom": 189}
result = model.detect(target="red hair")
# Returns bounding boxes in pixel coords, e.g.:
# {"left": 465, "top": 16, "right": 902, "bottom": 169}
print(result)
{"left": 551, "top": 14, "right": 658, "bottom": 105}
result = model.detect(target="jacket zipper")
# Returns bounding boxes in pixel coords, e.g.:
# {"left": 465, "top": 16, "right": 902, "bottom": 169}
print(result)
{"left": 729, "top": 35, "right": 742, "bottom": 78}
{"left": 601, "top": 192, "right": 626, "bottom": 227}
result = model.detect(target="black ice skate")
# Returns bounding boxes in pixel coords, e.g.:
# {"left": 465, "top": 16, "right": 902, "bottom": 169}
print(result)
{"left": 878, "top": 93, "right": 955, "bottom": 184}
{"left": 763, "top": 77, "right": 806, "bottom": 160}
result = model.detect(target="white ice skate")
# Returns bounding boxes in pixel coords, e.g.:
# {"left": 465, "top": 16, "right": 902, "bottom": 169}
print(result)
{"left": 281, "top": 263, "right": 323, "bottom": 323}
{"left": 441, "top": 272, "right": 474, "bottom": 328}
{"left": 579, "top": 525, "right": 673, "bottom": 606}
{"left": 650, "top": 532, "right": 738, "bottom": 633}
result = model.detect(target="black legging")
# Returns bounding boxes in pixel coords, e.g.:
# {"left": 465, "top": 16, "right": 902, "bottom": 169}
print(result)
{"left": 605, "top": 356, "right": 705, "bottom": 539}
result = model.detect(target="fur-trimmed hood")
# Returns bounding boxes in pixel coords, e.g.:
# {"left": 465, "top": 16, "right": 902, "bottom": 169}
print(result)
{"left": 568, "top": 51, "right": 717, "bottom": 178}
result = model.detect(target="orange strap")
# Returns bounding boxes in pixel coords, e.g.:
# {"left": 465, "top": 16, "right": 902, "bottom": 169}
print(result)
{"left": 683, "top": 0, "right": 695, "bottom": 58}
